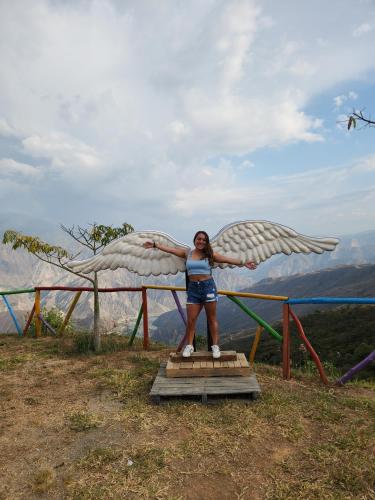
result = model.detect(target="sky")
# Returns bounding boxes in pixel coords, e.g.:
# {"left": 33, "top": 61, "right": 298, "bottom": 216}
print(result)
{"left": 0, "top": 0, "right": 375, "bottom": 246}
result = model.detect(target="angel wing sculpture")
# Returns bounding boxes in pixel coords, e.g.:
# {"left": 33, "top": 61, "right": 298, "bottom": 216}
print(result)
{"left": 68, "top": 220, "right": 339, "bottom": 277}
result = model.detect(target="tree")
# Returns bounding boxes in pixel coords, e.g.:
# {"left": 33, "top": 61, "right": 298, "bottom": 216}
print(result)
{"left": 347, "top": 109, "right": 375, "bottom": 130}
{"left": 2, "top": 222, "right": 134, "bottom": 352}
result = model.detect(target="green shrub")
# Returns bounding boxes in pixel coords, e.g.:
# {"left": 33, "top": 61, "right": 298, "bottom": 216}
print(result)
{"left": 27, "top": 306, "right": 73, "bottom": 336}
{"left": 68, "top": 332, "right": 132, "bottom": 355}
{"left": 70, "top": 331, "right": 95, "bottom": 354}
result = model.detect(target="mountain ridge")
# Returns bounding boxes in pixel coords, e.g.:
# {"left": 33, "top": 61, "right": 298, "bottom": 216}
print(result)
{"left": 152, "top": 263, "right": 375, "bottom": 345}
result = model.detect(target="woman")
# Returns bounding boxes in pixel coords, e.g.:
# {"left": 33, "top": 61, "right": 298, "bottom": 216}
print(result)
{"left": 144, "top": 230, "right": 257, "bottom": 359}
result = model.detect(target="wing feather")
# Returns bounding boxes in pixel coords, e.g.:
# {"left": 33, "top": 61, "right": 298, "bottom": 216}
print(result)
{"left": 68, "top": 230, "right": 188, "bottom": 276}
{"left": 211, "top": 220, "right": 339, "bottom": 268}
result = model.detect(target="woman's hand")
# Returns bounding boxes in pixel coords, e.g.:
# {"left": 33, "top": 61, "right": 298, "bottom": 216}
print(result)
{"left": 143, "top": 241, "right": 154, "bottom": 249}
{"left": 245, "top": 261, "right": 257, "bottom": 270}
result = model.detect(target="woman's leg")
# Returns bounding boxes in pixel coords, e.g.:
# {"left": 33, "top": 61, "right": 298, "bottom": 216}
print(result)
{"left": 204, "top": 301, "right": 219, "bottom": 345}
{"left": 186, "top": 303, "right": 203, "bottom": 345}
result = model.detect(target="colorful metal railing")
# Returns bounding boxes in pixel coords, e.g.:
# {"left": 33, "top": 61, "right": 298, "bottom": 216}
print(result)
{"left": 1, "top": 285, "right": 373, "bottom": 385}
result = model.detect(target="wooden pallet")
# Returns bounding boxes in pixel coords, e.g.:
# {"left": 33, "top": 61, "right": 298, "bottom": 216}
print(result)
{"left": 166, "top": 352, "right": 251, "bottom": 378}
{"left": 150, "top": 364, "right": 261, "bottom": 404}
{"left": 170, "top": 350, "right": 237, "bottom": 363}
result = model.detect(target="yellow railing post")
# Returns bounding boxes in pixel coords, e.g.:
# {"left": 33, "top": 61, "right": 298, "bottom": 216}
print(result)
{"left": 58, "top": 291, "right": 82, "bottom": 336}
{"left": 249, "top": 325, "right": 264, "bottom": 368}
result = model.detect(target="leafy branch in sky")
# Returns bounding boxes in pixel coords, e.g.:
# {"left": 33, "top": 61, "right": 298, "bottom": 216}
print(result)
{"left": 347, "top": 109, "right": 375, "bottom": 130}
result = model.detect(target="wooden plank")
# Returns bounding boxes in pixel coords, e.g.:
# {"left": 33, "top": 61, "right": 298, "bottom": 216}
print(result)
{"left": 156, "top": 377, "right": 259, "bottom": 388}
{"left": 165, "top": 366, "right": 251, "bottom": 378}
{"left": 151, "top": 383, "right": 260, "bottom": 395}
{"left": 151, "top": 382, "right": 259, "bottom": 393}
{"left": 203, "top": 382, "right": 260, "bottom": 391}
{"left": 170, "top": 350, "right": 237, "bottom": 363}
{"left": 156, "top": 366, "right": 256, "bottom": 381}
{"left": 153, "top": 378, "right": 256, "bottom": 387}
{"left": 238, "top": 353, "right": 249, "bottom": 368}
{"left": 166, "top": 360, "right": 174, "bottom": 371}
{"left": 203, "top": 377, "right": 256, "bottom": 385}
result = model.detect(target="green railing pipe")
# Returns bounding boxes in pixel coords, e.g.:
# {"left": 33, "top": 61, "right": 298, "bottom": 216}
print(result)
{"left": 227, "top": 295, "right": 282, "bottom": 342}
{"left": 128, "top": 305, "right": 144, "bottom": 346}
{"left": 0, "top": 288, "right": 35, "bottom": 296}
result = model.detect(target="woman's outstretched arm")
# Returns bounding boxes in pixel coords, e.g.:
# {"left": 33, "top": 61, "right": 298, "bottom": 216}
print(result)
{"left": 143, "top": 241, "right": 187, "bottom": 259}
{"left": 213, "top": 252, "right": 257, "bottom": 270}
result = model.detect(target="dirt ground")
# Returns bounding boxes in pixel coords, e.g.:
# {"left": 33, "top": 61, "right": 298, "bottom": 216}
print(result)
{"left": 0, "top": 335, "right": 374, "bottom": 499}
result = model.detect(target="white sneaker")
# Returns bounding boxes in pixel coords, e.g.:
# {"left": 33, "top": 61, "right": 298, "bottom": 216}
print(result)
{"left": 211, "top": 345, "right": 221, "bottom": 359}
{"left": 182, "top": 344, "right": 194, "bottom": 358}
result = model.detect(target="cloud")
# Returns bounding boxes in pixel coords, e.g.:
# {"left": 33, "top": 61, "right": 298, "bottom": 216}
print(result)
{"left": 348, "top": 91, "right": 358, "bottom": 100}
{"left": 239, "top": 160, "right": 255, "bottom": 169}
{"left": 167, "top": 154, "right": 375, "bottom": 236}
{"left": 333, "top": 91, "right": 359, "bottom": 110}
{"left": 0, "top": 0, "right": 329, "bottom": 167}
{"left": 0, "top": 119, "right": 19, "bottom": 138}
{"left": 22, "top": 133, "right": 102, "bottom": 178}
{"left": 0, "top": 1, "right": 374, "bottom": 239}
{"left": 353, "top": 22, "right": 372, "bottom": 37}
{"left": 0, "top": 158, "right": 41, "bottom": 178}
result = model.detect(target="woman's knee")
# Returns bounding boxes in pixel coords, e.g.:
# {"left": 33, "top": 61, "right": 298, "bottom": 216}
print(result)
{"left": 208, "top": 318, "right": 218, "bottom": 330}
{"left": 187, "top": 317, "right": 197, "bottom": 329}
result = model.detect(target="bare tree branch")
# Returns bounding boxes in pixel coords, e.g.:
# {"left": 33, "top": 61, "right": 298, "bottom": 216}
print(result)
{"left": 347, "top": 109, "right": 375, "bottom": 130}
{"left": 61, "top": 224, "right": 92, "bottom": 250}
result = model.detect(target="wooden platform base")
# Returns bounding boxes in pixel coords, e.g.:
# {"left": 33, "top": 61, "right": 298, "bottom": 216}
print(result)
{"left": 166, "top": 352, "right": 251, "bottom": 378}
{"left": 170, "top": 350, "right": 237, "bottom": 363}
{"left": 150, "top": 364, "right": 261, "bottom": 404}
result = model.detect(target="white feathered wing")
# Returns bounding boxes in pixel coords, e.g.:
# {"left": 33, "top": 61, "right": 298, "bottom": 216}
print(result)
{"left": 68, "top": 231, "right": 189, "bottom": 276}
{"left": 211, "top": 220, "right": 339, "bottom": 268}
{"left": 68, "top": 221, "right": 339, "bottom": 276}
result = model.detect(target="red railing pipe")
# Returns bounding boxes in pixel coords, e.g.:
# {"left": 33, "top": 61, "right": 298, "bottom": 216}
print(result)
{"left": 34, "top": 286, "right": 142, "bottom": 292}
{"left": 23, "top": 304, "right": 35, "bottom": 336}
{"left": 289, "top": 307, "right": 329, "bottom": 385}
{"left": 282, "top": 304, "right": 291, "bottom": 379}
{"left": 142, "top": 287, "right": 149, "bottom": 349}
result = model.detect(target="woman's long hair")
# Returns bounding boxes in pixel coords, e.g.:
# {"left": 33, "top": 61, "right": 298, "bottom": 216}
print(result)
{"left": 193, "top": 230, "right": 214, "bottom": 267}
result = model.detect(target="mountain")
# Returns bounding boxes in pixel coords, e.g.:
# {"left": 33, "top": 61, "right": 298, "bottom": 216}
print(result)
{"left": 152, "top": 264, "right": 375, "bottom": 345}
{"left": 1, "top": 229, "right": 375, "bottom": 334}
{"left": 0, "top": 244, "right": 251, "bottom": 333}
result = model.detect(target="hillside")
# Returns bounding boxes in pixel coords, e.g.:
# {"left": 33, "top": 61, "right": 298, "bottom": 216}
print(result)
{"left": 222, "top": 306, "right": 375, "bottom": 380}
{"left": 0, "top": 335, "right": 374, "bottom": 499}
{"left": 152, "top": 264, "right": 375, "bottom": 345}
{"left": 0, "top": 244, "right": 252, "bottom": 334}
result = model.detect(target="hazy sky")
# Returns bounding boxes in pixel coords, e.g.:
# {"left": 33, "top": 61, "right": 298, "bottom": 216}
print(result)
{"left": 1, "top": 0, "right": 375, "bottom": 245}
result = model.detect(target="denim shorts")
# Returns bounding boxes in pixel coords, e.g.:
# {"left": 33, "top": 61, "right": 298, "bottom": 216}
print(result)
{"left": 186, "top": 278, "right": 218, "bottom": 305}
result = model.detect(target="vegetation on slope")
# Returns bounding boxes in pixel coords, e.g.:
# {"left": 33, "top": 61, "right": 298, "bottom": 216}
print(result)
{"left": 224, "top": 306, "right": 375, "bottom": 380}
{"left": 153, "top": 264, "right": 375, "bottom": 346}
{"left": 0, "top": 335, "right": 374, "bottom": 499}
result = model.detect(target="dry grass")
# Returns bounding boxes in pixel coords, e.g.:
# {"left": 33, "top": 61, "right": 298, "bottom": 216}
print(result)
{"left": 0, "top": 335, "right": 374, "bottom": 499}
{"left": 67, "top": 410, "right": 101, "bottom": 432}
{"left": 31, "top": 468, "right": 56, "bottom": 494}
